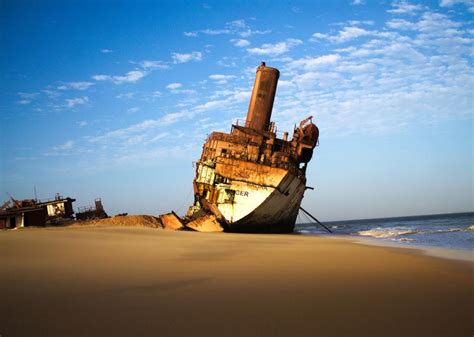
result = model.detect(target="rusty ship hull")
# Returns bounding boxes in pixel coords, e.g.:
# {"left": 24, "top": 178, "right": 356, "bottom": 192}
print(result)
{"left": 186, "top": 63, "right": 319, "bottom": 233}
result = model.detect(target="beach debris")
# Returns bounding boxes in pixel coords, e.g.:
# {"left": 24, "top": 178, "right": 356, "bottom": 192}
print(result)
{"left": 76, "top": 198, "right": 108, "bottom": 220}
{"left": 159, "top": 212, "right": 185, "bottom": 230}
{"left": 186, "top": 214, "right": 224, "bottom": 232}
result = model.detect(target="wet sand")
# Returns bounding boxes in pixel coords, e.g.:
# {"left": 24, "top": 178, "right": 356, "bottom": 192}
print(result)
{"left": 0, "top": 227, "right": 472, "bottom": 337}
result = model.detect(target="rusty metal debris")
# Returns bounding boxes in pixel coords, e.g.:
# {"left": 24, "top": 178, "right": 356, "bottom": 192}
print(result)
{"left": 186, "top": 214, "right": 223, "bottom": 232}
{"left": 75, "top": 198, "right": 108, "bottom": 221}
{"left": 159, "top": 212, "right": 184, "bottom": 230}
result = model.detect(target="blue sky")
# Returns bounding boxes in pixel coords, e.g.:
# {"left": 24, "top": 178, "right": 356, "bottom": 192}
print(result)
{"left": 1, "top": 0, "right": 472, "bottom": 221}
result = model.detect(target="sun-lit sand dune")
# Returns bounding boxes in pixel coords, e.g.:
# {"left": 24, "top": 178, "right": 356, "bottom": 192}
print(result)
{"left": 0, "top": 226, "right": 472, "bottom": 337}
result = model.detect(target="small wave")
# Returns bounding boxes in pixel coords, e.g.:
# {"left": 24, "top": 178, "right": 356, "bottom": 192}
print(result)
{"left": 432, "top": 228, "right": 462, "bottom": 234}
{"left": 431, "top": 226, "right": 474, "bottom": 234}
{"left": 297, "top": 230, "right": 313, "bottom": 234}
{"left": 391, "top": 237, "right": 416, "bottom": 242}
{"left": 357, "top": 227, "right": 418, "bottom": 238}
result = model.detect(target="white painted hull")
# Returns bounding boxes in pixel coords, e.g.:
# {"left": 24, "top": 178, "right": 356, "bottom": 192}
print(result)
{"left": 195, "top": 157, "right": 306, "bottom": 233}
{"left": 226, "top": 172, "right": 306, "bottom": 233}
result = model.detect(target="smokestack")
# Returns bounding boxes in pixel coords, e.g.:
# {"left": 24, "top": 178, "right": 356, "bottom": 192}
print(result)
{"left": 95, "top": 198, "right": 103, "bottom": 211}
{"left": 245, "top": 62, "right": 280, "bottom": 132}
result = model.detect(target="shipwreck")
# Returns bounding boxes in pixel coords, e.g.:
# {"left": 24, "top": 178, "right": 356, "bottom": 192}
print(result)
{"left": 162, "top": 62, "right": 319, "bottom": 233}
{"left": 0, "top": 193, "right": 75, "bottom": 229}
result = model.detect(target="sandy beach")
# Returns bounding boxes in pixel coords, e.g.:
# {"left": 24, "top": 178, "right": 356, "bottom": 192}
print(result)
{"left": 0, "top": 226, "right": 472, "bottom": 337}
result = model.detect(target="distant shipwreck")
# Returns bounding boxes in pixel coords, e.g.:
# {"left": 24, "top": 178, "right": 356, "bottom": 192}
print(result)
{"left": 161, "top": 62, "right": 320, "bottom": 233}
{"left": 0, "top": 194, "right": 107, "bottom": 229}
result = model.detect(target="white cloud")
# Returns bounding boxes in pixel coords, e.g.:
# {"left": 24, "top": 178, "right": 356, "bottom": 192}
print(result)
{"left": 88, "top": 112, "right": 188, "bottom": 144}
{"left": 172, "top": 51, "right": 203, "bottom": 63}
{"left": 231, "top": 39, "right": 250, "bottom": 47}
{"left": 65, "top": 97, "right": 89, "bottom": 108}
{"left": 348, "top": 20, "right": 375, "bottom": 26}
{"left": 288, "top": 54, "right": 341, "bottom": 70}
{"left": 386, "top": 18, "right": 416, "bottom": 30}
{"left": 127, "top": 107, "right": 140, "bottom": 113}
{"left": 54, "top": 140, "right": 74, "bottom": 151}
{"left": 92, "top": 70, "right": 146, "bottom": 84}
{"left": 112, "top": 70, "right": 146, "bottom": 83}
{"left": 93, "top": 61, "right": 166, "bottom": 87}
{"left": 92, "top": 75, "right": 110, "bottom": 81}
{"left": 227, "top": 19, "right": 247, "bottom": 29}
{"left": 116, "top": 92, "right": 135, "bottom": 99}
{"left": 42, "top": 89, "right": 60, "bottom": 98}
{"left": 312, "top": 27, "right": 372, "bottom": 43}
{"left": 247, "top": 38, "right": 303, "bottom": 56}
{"left": 416, "top": 12, "right": 461, "bottom": 35}
{"left": 218, "top": 57, "right": 238, "bottom": 67}
{"left": 184, "top": 29, "right": 228, "bottom": 37}
{"left": 166, "top": 83, "right": 183, "bottom": 90}
{"left": 201, "top": 29, "right": 232, "bottom": 35}
{"left": 310, "top": 32, "right": 330, "bottom": 41}
{"left": 139, "top": 60, "right": 169, "bottom": 70}
{"left": 164, "top": 83, "right": 194, "bottom": 94}
{"left": 351, "top": 0, "right": 366, "bottom": 4}
{"left": 439, "top": 0, "right": 474, "bottom": 11}
{"left": 148, "top": 132, "right": 170, "bottom": 144}
{"left": 58, "top": 81, "right": 94, "bottom": 90}
{"left": 193, "top": 89, "right": 250, "bottom": 113}
{"left": 78, "top": 121, "right": 88, "bottom": 127}
{"left": 334, "top": 27, "right": 371, "bottom": 42}
{"left": 209, "top": 74, "right": 236, "bottom": 84}
{"left": 185, "top": 19, "right": 270, "bottom": 38}
{"left": 101, "top": 49, "right": 113, "bottom": 53}
{"left": 16, "top": 92, "right": 40, "bottom": 105}
{"left": 387, "top": 1, "right": 424, "bottom": 14}
{"left": 239, "top": 29, "right": 271, "bottom": 38}
{"left": 18, "top": 92, "right": 39, "bottom": 99}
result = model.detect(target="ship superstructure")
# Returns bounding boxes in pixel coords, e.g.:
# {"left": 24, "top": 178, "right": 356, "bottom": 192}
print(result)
{"left": 185, "top": 62, "right": 319, "bottom": 233}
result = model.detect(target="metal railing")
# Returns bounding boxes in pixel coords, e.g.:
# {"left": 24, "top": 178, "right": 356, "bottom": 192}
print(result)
{"left": 77, "top": 205, "right": 97, "bottom": 213}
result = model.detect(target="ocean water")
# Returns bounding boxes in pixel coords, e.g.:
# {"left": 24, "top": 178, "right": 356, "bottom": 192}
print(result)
{"left": 296, "top": 212, "right": 474, "bottom": 251}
